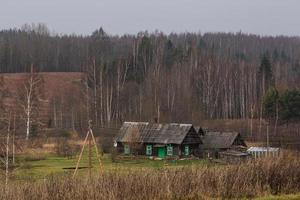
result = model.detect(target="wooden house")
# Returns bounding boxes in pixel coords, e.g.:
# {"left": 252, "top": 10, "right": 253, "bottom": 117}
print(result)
{"left": 115, "top": 122, "right": 202, "bottom": 158}
{"left": 199, "top": 131, "right": 247, "bottom": 158}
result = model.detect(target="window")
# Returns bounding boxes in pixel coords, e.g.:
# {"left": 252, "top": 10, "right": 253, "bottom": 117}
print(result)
{"left": 124, "top": 144, "right": 130, "bottom": 154}
{"left": 167, "top": 145, "right": 173, "bottom": 156}
{"left": 184, "top": 145, "right": 189, "bottom": 156}
{"left": 146, "top": 145, "right": 152, "bottom": 155}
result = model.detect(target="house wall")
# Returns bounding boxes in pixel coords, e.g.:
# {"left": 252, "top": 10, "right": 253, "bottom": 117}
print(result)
{"left": 145, "top": 144, "right": 181, "bottom": 157}
{"left": 117, "top": 142, "right": 201, "bottom": 157}
{"left": 233, "top": 135, "right": 247, "bottom": 146}
{"left": 182, "top": 128, "right": 202, "bottom": 144}
{"left": 201, "top": 149, "right": 220, "bottom": 158}
{"left": 116, "top": 142, "right": 144, "bottom": 155}
{"left": 116, "top": 142, "right": 124, "bottom": 154}
{"left": 180, "top": 143, "right": 200, "bottom": 156}
{"left": 219, "top": 153, "right": 249, "bottom": 164}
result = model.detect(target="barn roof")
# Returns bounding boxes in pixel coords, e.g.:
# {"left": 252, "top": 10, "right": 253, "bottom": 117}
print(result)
{"left": 200, "top": 132, "right": 244, "bottom": 149}
{"left": 115, "top": 122, "right": 201, "bottom": 144}
{"left": 219, "top": 150, "right": 249, "bottom": 157}
{"left": 194, "top": 126, "right": 206, "bottom": 136}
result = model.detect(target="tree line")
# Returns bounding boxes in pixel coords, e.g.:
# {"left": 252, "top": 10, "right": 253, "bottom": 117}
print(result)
{"left": 0, "top": 24, "right": 299, "bottom": 131}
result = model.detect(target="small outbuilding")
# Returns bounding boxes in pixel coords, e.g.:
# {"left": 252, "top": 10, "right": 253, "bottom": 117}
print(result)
{"left": 247, "top": 147, "right": 280, "bottom": 159}
{"left": 199, "top": 131, "right": 247, "bottom": 158}
{"left": 115, "top": 122, "right": 202, "bottom": 158}
{"left": 219, "top": 150, "right": 249, "bottom": 164}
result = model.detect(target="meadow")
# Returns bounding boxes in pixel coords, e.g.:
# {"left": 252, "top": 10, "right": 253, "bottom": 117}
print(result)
{"left": 1, "top": 150, "right": 300, "bottom": 200}
{"left": 10, "top": 152, "right": 211, "bottom": 181}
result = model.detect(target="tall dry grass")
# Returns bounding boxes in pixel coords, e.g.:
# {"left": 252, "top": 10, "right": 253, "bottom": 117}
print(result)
{"left": 1, "top": 153, "right": 300, "bottom": 200}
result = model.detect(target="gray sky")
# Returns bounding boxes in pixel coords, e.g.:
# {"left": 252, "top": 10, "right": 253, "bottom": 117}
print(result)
{"left": 0, "top": 0, "right": 299, "bottom": 36}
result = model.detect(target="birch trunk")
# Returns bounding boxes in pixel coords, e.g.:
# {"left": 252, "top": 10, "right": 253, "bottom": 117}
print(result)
{"left": 93, "top": 59, "right": 98, "bottom": 126}
{"left": 250, "top": 105, "right": 254, "bottom": 139}
{"left": 99, "top": 69, "right": 103, "bottom": 126}
{"left": 25, "top": 76, "right": 32, "bottom": 140}
{"left": 85, "top": 76, "right": 90, "bottom": 121}
{"left": 274, "top": 102, "right": 279, "bottom": 135}
{"left": 53, "top": 102, "right": 57, "bottom": 128}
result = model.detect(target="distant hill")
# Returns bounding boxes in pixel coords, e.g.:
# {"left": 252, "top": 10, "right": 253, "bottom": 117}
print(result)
{"left": 1, "top": 72, "right": 84, "bottom": 130}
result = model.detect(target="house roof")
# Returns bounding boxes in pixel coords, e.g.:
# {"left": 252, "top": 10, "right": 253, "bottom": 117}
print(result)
{"left": 200, "top": 132, "right": 244, "bottom": 149}
{"left": 219, "top": 150, "right": 249, "bottom": 157}
{"left": 115, "top": 122, "right": 201, "bottom": 144}
{"left": 194, "top": 126, "right": 206, "bottom": 136}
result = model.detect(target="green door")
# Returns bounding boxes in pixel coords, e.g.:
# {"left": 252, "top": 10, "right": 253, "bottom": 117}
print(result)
{"left": 158, "top": 147, "right": 165, "bottom": 158}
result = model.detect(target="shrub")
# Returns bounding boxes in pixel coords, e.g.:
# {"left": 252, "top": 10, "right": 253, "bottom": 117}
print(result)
{"left": 19, "top": 162, "right": 33, "bottom": 169}
{"left": 110, "top": 147, "right": 118, "bottom": 163}
{"left": 55, "top": 138, "right": 80, "bottom": 158}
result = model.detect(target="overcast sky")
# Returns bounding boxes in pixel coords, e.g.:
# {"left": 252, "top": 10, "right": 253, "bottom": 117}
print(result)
{"left": 0, "top": 0, "right": 299, "bottom": 36}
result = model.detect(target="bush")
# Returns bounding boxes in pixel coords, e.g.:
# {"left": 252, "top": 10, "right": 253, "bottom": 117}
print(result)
{"left": 19, "top": 162, "right": 33, "bottom": 170}
{"left": 110, "top": 147, "right": 118, "bottom": 162}
{"left": 55, "top": 138, "right": 80, "bottom": 158}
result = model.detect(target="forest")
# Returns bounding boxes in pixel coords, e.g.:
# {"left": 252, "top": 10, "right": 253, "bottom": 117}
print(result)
{"left": 0, "top": 24, "right": 299, "bottom": 132}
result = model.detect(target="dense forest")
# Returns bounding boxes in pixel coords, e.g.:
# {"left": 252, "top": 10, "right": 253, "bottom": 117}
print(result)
{"left": 0, "top": 24, "right": 299, "bottom": 130}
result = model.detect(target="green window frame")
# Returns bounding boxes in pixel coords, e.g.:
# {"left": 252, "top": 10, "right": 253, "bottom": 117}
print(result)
{"left": 146, "top": 145, "right": 152, "bottom": 155}
{"left": 184, "top": 145, "right": 189, "bottom": 156}
{"left": 124, "top": 144, "right": 130, "bottom": 155}
{"left": 167, "top": 145, "right": 173, "bottom": 156}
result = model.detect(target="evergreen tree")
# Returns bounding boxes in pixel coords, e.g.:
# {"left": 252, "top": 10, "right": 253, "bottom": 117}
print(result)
{"left": 263, "top": 87, "right": 279, "bottom": 120}
{"left": 258, "top": 53, "right": 273, "bottom": 95}
{"left": 279, "top": 90, "right": 300, "bottom": 122}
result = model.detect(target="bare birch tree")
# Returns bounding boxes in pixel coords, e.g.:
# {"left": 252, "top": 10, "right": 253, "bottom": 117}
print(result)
{"left": 18, "top": 64, "right": 44, "bottom": 140}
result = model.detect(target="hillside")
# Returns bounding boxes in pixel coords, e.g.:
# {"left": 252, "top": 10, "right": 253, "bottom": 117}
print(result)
{"left": 2, "top": 72, "right": 83, "bottom": 98}
{"left": 0, "top": 72, "right": 84, "bottom": 132}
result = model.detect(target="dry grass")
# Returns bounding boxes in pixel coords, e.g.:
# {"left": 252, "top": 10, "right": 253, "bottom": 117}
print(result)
{"left": 1, "top": 153, "right": 300, "bottom": 200}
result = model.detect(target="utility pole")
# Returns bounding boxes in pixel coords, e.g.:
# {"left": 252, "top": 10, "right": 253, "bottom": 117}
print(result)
{"left": 250, "top": 105, "right": 254, "bottom": 139}
{"left": 88, "top": 121, "right": 92, "bottom": 180}
{"left": 73, "top": 120, "right": 103, "bottom": 179}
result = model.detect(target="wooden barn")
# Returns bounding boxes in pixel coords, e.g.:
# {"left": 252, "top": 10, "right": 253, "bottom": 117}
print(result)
{"left": 115, "top": 122, "right": 202, "bottom": 158}
{"left": 199, "top": 131, "right": 247, "bottom": 158}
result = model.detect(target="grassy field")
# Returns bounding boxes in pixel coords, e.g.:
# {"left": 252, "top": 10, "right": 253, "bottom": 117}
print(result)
{"left": 2, "top": 152, "right": 300, "bottom": 199}
{"left": 11, "top": 151, "right": 212, "bottom": 180}
{"left": 255, "top": 194, "right": 300, "bottom": 200}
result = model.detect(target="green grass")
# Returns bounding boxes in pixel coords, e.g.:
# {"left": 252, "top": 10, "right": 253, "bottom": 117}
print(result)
{"left": 11, "top": 151, "right": 211, "bottom": 180}
{"left": 254, "top": 194, "right": 300, "bottom": 200}
{"left": 7, "top": 152, "right": 300, "bottom": 200}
